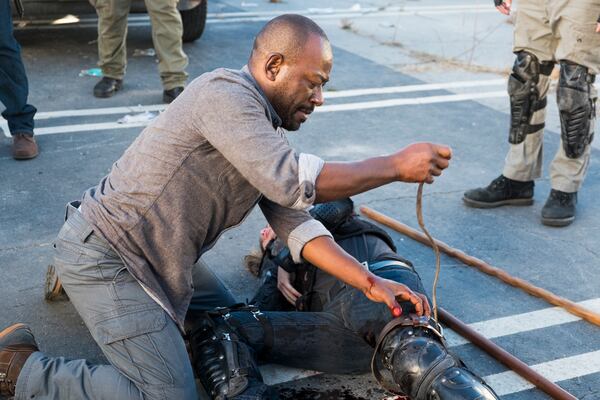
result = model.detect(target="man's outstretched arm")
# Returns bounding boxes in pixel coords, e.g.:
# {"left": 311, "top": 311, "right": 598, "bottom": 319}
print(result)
{"left": 302, "top": 236, "right": 431, "bottom": 317}
{"left": 314, "top": 143, "right": 451, "bottom": 203}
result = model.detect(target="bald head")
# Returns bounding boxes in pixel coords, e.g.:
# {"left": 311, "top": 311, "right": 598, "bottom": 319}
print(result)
{"left": 250, "top": 14, "right": 329, "bottom": 64}
{"left": 248, "top": 15, "right": 333, "bottom": 131}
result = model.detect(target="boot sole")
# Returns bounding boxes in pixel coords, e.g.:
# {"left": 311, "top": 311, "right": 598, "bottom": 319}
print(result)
{"left": 45, "top": 264, "right": 68, "bottom": 301}
{"left": 0, "top": 323, "right": 28, "bottom": 342}
{"left": 462, "top": 196, "right": 534, "bottom": 209}
{"left": 541, "top": 216, "right": 575, "bottom": 227}
{"left": 13, "top": 150, "right": 39, "bottom": 160}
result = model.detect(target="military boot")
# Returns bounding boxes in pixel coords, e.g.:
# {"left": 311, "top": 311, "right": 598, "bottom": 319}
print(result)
{"left": 463, "top": 175, "right": 534, "bottom": 208}
{"left": 541, "top": 189, "right": 577, "bottom": 227}
{"left": 0, "top": 324, "right": 39, "bottom": 398}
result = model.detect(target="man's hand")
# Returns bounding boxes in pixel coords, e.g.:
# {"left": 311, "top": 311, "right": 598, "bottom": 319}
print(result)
{"left": 494, "top": 0, "right": 511, "bottom": 15}
{"left": 364, "top": 276, "right": 431, "bottom": 317}
{"left": 596, "top": 20, "right": 600, "bottom": 33}
{"left": 393, "top": 143, "right": 452, "bottom": 184}
{"left": 277, "top": 267, "right": 301, "bottom": 305}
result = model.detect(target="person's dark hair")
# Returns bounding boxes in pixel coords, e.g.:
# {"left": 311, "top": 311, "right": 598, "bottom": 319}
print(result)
{"left": 244, "top": 248, "right": 263, "bottom": 277}
{"left": 250, "top": 14, "right": 329, "bottom": 62}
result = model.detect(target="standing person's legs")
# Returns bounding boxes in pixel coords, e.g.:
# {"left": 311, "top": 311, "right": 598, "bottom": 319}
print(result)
{"left": 541, "top": 0, "right": 600, "bottom": 225}
{"left": 0, "top": 0, "right": 38, "bottom": 159}
{"left": 94, "top": 0, "right": 131, "bottom": 97}
{"left": 13, "top": 207, "right": 197, "bottom": 400}
{"left": 502, "top": 0, "right": 555, "bottom": 183}
{"left": 144, "top": 0, "right": 188, "bottom": 98}
{"left": 463, "top": 0, "right": 554, "bottom": 208}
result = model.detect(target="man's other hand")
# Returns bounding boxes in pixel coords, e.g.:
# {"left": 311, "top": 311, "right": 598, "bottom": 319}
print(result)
{"left": 364, "top": 276, "right": 431, "bottom": 317}
{"left": 277, "top": 267, "right": 301, "bottom": 305}
{"left": 495, "top": 0, "right": 511, "bottom": 15}
{"left": 393, "top": 143, "right": 452, "bottom": 184}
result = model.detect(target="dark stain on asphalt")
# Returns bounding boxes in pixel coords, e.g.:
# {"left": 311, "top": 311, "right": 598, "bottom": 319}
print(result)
{"left": 279, "top": 387, "right": 369, "bottom": 399}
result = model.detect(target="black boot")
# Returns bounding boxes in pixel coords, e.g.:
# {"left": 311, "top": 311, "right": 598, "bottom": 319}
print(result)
{"left": 93, "top": 77, "right": 123, "bottom": 98}
{"left": 463, "top": 175, "right": 534, "bottom": 208}
{"left": 189, "top": 310, "right": 278, "bottom": 400}
{"left": 541, "top": 189, "right": 577, "bottom": 227}
{"left": 163, "top": 86, "right": 184, "bottom": 103}
{"left": 372, "top": 317, "right": 499, "bottom": 400}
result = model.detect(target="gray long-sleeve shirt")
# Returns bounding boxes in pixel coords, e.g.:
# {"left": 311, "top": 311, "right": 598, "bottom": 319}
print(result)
{"left": 81, "top": 67, "right": 331, "bottom": 328}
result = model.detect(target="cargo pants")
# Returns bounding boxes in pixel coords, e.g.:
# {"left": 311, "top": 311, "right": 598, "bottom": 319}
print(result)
{"left": 94, "top": 0, "right": 189, "bottom": 90}
{"left": 15, "top": 202, "right": 236, "bottom": 399}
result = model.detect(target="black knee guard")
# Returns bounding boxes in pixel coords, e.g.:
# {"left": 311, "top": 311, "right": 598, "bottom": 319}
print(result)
{"left": 372, "top": 316, "right": 499, "bottom": 400}
{"left": 189, "top": 306, "right": 277, "bottom": 400}
{"left": 508, "top": 51, "right": 554, "bottom": 144}
{"left": 557, "top": 62, "right": 597, "bottom": 158}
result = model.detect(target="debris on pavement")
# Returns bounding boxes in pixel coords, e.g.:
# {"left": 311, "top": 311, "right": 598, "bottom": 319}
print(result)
{"left": 117, "top": 111, "right": 158, "bottom": 124}
{"left": 339, "top": 18, "right": 354, "bottom": 30}
{"left": 78, "top": 68, "right": 103, "bottom": 77}
{"left": 133, "top": 48, "right": 156, "bottom": 57}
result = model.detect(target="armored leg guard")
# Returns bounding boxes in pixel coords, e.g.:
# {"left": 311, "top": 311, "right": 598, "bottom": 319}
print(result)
{"left": 372, "top": 316, "right": 499, "bottom": 400}
{"left": 189, "top": 306, "right": 277, "bottom": 400}
{"left": 508, "top": 51, "right": 554, "bottom": 144}
{"left": 557, "top": 62, "right": 597, "bottom": 158}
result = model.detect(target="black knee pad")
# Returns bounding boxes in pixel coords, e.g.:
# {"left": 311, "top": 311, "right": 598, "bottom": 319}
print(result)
{"left": 372, "top": 316, "right": 499, "bottom": 400}
{"left": 508, "top": 51, "right": 554, "bottom": 144}
{"left": 557, "top": 61, "right": 597, "bottom": 158}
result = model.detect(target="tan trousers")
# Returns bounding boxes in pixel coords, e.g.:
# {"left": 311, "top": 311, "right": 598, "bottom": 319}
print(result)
{"left": 94, "top": 0, "right": 188, "bottom": 90}
{"left": 503, "top": 0, "right": 600, "bottom": 193}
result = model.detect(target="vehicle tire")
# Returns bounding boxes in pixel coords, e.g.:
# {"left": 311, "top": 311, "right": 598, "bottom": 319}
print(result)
{"left": 180, "top": 0, "right": 207, "bottom": 43}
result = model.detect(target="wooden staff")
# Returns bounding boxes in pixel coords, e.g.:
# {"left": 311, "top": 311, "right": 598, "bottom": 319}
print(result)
{"left": 439, "top": 307, "right": 577, "bottom": 400}
{"left": 359, "top": 205, "right": 600, "bottom": 327}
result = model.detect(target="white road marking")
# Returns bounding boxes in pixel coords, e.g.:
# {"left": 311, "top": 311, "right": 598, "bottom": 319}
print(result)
{"left": 324, "top": 79, "right": 506, "bottom": 99}
{"left": 445, "top": 297, "right": 600, "bottom": 347}
{"left": 483, "top": 350, "right": 600, "bottom": 396}
{"left": 317, "top": 90, "right": 507, "bottom": 113}
{"left": 34, "top": 104, "right": 167, "bottom": 120}
{"left": 2, "top": 79, "right": 509, "bottom": 137}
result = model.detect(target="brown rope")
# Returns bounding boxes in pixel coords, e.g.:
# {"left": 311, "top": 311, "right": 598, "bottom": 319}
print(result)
{"left": 415, "top": 183, "right": 441, "bottom": 322}
{"left": 360, "top": 205, "right": 600, "bottom": 327}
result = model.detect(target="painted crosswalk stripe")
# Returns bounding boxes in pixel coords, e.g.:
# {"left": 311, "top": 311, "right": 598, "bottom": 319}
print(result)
{"left": 1, "top": 79, "right": 510, "bottom": 137}
{"left": 483, "top": 350, "right": 600, "bottom": 396}
{"left": 445, "top": 297, "right": 600, "bottom": 347}
{"left": 1, "top": 90, "right": 508, "bottom": 137}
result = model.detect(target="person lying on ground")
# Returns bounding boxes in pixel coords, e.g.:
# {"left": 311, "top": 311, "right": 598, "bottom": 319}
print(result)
{"left": 188, "top": 198, "right": 500, "bottom": 400}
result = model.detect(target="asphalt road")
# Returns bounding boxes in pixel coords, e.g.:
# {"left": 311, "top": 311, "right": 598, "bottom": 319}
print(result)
{"left": 2, "top": 0, "right": 600, "bottom": 399}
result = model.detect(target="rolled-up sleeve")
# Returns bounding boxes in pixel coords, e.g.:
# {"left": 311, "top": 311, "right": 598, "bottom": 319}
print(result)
{"left": 293, "top": 153, "right": 325, "bottom": 210}
{"left": 192, "top": 77, "right": 324, "bottom": 210}
{"left": 259, "top": 198, "right": 332, "bottom": 262}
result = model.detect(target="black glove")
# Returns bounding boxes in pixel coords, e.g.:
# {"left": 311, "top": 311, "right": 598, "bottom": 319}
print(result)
{"left": 14, "top": 0, "right": 24, "bottom": 18}
{"left": 597, "top": 14, "right": 600, "bottom": 23}
{"left": 494, "top": 0, "right": 503, "bottom": 6}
